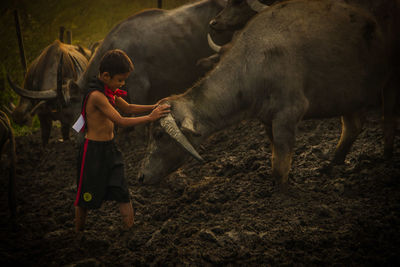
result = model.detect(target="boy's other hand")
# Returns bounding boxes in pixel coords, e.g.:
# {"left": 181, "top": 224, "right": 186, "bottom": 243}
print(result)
{"left": 149, "top": 104, "right": 171, "bottom": 121}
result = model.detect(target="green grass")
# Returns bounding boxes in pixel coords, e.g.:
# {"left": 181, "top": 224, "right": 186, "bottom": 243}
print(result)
{"left": 0, "top": 0, "right": 190, "bottom": 135}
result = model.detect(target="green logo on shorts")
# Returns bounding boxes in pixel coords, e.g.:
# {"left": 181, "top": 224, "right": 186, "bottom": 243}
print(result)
{"left": 83, "top": 192, "right": 92, "bottom": 202}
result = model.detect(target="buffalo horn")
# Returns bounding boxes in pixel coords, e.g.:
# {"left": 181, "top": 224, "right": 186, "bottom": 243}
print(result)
{"left": 207, "top": 33, "right": 222, "bottom": 53}
{"left": 1, "top": 105, "right": 12, "bottom": 116}
{"left": 160, "top": 113, "right": 204, "bottom": 162}
{"left": 7, "top": 75, "right": 57, "bottom": 100}
{"left": 246, "top": 0, "right": 268, "bottom": 13}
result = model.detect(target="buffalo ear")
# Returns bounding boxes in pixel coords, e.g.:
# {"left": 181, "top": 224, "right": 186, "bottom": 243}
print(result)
{"left": 67, "top": 80, "right": 81, "bottom": 101}
{"left": 181, "top": 117, "right": 201, "bottom": 137}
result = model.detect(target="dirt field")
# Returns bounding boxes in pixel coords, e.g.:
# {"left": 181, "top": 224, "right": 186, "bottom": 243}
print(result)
{"left": 0, "top": 109, "right": 399, "bottom": 266}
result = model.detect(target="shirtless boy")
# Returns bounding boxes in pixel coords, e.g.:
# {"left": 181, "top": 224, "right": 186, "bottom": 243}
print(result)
{"left": 74, "top": 49, "right": 170, "bottom": 232}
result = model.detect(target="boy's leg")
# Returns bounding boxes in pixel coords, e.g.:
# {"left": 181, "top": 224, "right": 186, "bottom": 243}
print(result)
{"left": 119, "top": 201, "right": 134, "bottom": 228}
{"left": 75, "top": 206, "right": 88, "bottom": 232}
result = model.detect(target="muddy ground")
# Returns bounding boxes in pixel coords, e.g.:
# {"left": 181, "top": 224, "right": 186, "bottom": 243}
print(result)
{"left": 0, "top": 109, "right": 399, "bottom": 266}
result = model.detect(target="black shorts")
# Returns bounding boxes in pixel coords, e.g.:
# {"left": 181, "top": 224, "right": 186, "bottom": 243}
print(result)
{"left": 74, "top": 138, "right": 130, "bottom": 209}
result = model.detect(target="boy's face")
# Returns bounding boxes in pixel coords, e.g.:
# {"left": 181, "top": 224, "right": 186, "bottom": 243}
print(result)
{"left": 100, "top": 72, "right": 131, "bottom": 91}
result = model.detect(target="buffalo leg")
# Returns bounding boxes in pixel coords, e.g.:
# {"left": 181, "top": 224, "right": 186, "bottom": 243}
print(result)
{"left": 61, "top": 122, "right": 70, "bottom": 141}
{"left": 271, "top": 117, "right": 297, "bottom": 190}
{"left": 263, "top": 123, "right": 274, "bottom": 151}
{"left": 39, "top": 115, "right": 52, "bottom": 146}
{"left": 382, "top": 75, "right": 398, "bottom": 160}
{"left": 1, "top": 112, "right": 17, "bottom": 230}
{"left": 332, "top": 112, "right": 365, "bottom": 164}
{"left": 8, "top": 141, "right": 17, "bottom": 231}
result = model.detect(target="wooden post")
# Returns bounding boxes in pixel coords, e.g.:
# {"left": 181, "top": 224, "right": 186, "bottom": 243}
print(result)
{"left": 66, "top": 30, "right": 72, "bottom": 44}
{"left": 59, "top": 26, "right": 65, "bottom": 42}
{"left": 158, "top": 0, "right": 162, "bottom": 8}
{"left": 13, "top": 10, "right": 27, "bottom": 75}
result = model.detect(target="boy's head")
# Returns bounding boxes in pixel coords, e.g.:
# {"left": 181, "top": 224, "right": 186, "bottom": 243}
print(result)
{"left": 99, "top": 49, "right": 134, "bottom": 90}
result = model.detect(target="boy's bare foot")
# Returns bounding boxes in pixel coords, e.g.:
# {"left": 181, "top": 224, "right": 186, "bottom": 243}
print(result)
{"left": 119, "top": 201, "right": 134, "bottom": 228}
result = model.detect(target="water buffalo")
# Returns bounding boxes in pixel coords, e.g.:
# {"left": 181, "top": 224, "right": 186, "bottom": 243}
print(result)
{"left": 0, "top": 110, "right": 17, "bottom": 230}
{"left": 8, "top": 40, "right": 90, "bottom": 145}
{"left": 207, "top": 0, "right": 400, "bottom": 158}
{"left": 138, "top": 0, "right": 393, "bottom": 189}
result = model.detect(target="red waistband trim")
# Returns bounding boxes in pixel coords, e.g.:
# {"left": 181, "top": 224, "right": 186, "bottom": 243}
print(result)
{"left": 74, "top": 139, "right": 89, "bottom": 206}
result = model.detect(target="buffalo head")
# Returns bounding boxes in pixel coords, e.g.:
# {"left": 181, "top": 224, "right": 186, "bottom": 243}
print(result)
{"left": 209, "top": 0, "right": 268, "bottom": 32}
{"left": 8, "top": 41, "right": 87, "bottom": 129}
{"left": 138, "top": 102, "right": 203, "bottom": 185}
{"left": 8, "top": 52, "right": 83, "bottom": 136}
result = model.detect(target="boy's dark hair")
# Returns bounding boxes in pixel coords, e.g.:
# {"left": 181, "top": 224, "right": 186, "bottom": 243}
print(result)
{"left": 99, "top": 49, "right": 134, "bottom": 77}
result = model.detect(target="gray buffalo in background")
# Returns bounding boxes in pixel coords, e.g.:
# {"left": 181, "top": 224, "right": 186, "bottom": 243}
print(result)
{"left": 67, "top": 0, "right": 226, "bottom": 113}
{"left": 207, "top": 0, "right": 400, "bottom": 158}
{"left": 138, "top": 0, "right": 394, "bottom": 189}
{"left": 8, "top": 40, "right": 90, "bottom": 145}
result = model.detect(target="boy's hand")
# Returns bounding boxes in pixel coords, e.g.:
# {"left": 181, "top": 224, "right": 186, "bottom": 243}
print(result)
{"left": 153, "top": 98, "right": 168, "bottom": 108}
{"left": 149, "top": 104, "right": 171, "bottom": 121}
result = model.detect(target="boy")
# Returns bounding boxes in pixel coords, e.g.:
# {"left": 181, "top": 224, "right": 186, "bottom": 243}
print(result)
{"left": 74, "top": 49, "right": 170, "bottom": 232}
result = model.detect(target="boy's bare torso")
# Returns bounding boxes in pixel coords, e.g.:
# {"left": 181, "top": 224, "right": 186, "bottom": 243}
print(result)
{"left": 85, "top": 92, "right": 115, "bottom": 141}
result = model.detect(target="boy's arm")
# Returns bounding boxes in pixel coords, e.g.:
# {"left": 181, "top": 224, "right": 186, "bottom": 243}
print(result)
{"left": 115, "top": 97, "right": 156, "bottom": 114}
{"left": 91, "top": 92, "right": 170, "bottom": 127}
